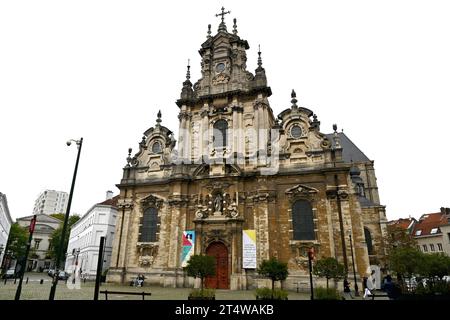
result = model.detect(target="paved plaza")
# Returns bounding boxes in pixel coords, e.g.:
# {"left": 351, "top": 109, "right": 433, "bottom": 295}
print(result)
{"left": 0, "top": 272, "right": 313, "bottom": 300}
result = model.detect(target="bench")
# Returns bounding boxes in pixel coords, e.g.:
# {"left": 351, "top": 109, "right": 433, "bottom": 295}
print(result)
{"left": 99, "top": 290, "right": 152, "bottom": 300}
{"left": 295, "top": 281, "right": 309, "bottom": 293}
{"left": 368, "top": 291, "right": 389, "bottom": 300}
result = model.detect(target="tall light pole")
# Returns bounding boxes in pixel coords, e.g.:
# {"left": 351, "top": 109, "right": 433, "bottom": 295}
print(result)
{"left": 49, "top": 137, "right": 83, "bottom": 300}
{"left": 348, "top": 230, "right": 360, "bottom": 296}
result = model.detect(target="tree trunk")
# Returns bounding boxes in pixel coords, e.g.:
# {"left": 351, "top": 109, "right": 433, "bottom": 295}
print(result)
{"left": 201, "top": 277, "right": 204, "bottom": 295}
{"left": 326, "top": 278, "right": 329, "bottom": 290}
{"left": 271, "top": 279, "right": 275, "bottom": 299}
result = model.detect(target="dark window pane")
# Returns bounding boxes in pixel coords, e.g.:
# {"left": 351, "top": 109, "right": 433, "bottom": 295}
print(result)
{"left": 213, "top": 119, "right": 228, "bottom": 148}
{"left": 292, "top": 200, "right": 315, "bottom": 240}
{"left": 139, "top": 207, "right": 158, "bottom": 242}
{"left": 364, "top": 227, "right": 373, "bottom": 255}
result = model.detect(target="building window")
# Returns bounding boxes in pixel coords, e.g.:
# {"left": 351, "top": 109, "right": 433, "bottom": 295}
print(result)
{"left": 430, "top": 244, "right": 435, "bottom": 252}
{"left": 213, "top": 119, "right": 228, "bottom": 149}
{"left": 292, "top": 200, "right": 315, "bottom": 240}
{"left": 415, "top": 230, "right": 422, "bottom": 236}
{"left": 364, "top": 227, "right": 374, "bottom": 255}
{"left": 139, "top": 207, "right": 158, "bottom": 242}
{"left": 430, "top": 228, "right": 438, "bottom": 234}
{"left": 422, "top": 244, "right": 428, "bottom": 252}
{"left": 151, "top": 141, "right": 162, "bottom": 154}
{"left": 34, "top": 239, "right": 41, "bottom": 250}
{"left": 438, "top": 243, "right": 443, "bottom": 251}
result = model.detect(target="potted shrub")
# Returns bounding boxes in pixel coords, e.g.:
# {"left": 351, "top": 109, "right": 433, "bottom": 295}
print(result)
{"left": 256, "top": 257, "right": 289, "bottom": 300}
{"left": 185, "top": 254, "right": 216, "bottom": 300}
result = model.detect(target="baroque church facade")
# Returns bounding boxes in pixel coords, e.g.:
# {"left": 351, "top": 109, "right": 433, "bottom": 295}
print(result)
{"left": 108, "top": 10, "right": 388, "bottom": 290}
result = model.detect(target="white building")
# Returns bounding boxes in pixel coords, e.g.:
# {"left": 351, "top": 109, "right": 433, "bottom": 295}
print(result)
{"left": 65, "top": 191, "right": 118, "bottom": 280}
{"left": 33, "top": 190, "right": 68, "bottom": 216}
{"left": 0, "top": 193, "right": 13, "bottom": 267}
{"left": 16, "top": 214, "right": 62, "bottom": 271}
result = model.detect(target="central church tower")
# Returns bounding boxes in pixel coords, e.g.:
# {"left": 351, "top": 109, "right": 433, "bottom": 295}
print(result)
{"left": 108, "top": 8, "right": 387, "bottom": 291}
{"left": 176, "top": 8, "right": 274, "bottom": 170}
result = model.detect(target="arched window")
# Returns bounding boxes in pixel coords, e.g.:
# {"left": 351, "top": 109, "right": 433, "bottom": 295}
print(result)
{"left": 364, "top": 227, "right": 374, "bottom": 255}
{"left": 139, "top": 207, "right": 158, "bottom": 242}
{"left": 292, "top": 200, "right": 315, "bottom": 240}
{"left": 213, "top": 119, "right": 228, "bottom": 149}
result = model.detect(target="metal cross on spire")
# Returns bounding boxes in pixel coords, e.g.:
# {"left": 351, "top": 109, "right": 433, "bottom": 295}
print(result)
{"left": 216, "top": 6, "right": 230, "bottom": 23}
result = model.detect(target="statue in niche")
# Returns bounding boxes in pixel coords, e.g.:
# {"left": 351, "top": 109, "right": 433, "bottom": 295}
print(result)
{"left": 213, "top": 193, "right": 223, "bottom": 213}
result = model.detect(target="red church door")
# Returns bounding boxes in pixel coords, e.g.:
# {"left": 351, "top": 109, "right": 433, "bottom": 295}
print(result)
{"left": 205, "top": 242, "right": 229, "bottom": 289}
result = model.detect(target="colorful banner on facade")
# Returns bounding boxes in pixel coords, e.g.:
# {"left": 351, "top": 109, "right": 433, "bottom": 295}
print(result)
{"left": 181, "top": 230, "right": 195, "bottom": 267}
{"left": 242, "top": 230, "right": 257, "bottom": 269}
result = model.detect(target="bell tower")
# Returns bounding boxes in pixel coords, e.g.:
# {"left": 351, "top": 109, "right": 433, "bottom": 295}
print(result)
{"left": 175, "top": 8, "right": 275, "bottom": 168}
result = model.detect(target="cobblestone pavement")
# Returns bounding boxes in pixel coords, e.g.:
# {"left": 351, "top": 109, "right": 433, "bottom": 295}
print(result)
{"left": 0, "top": 274, "right": 312, "bottom": 300}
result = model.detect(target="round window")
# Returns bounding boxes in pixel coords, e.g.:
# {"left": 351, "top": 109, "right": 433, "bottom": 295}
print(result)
{"left": 152, "top": 141, "right": 162, "bottom": 153}
{"left": 216, "top": 63, "right": 225, "bottom": 73}
{"left": 290, "top": 125, "right": 302, "bottom": 139}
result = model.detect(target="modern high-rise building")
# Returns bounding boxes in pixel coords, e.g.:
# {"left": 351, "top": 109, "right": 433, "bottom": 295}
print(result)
{"left": 33, "top": 190, "right": 68, "bottom": 216}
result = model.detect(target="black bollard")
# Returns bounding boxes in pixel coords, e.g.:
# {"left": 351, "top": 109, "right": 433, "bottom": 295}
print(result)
{"left": 26, "top": 277, "right": 29, "bottom": 284}
{"left": 4, "top": 278, "right": 6, "bottom": 285}
{"left": 14, "top": 278, "right": 17, "bottom": 284}
{"left": 40, "top": 279, "right": 43, "bottom": 284}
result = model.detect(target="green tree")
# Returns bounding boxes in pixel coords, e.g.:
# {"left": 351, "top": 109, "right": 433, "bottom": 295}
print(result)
{"left": 418, "top": 253, "right": 450, "bottom": 281}
{"left": 48, "top": 215, "right": 80, "bottom": 263}
{"left": 257, "top": 257, "right": 289, "bottom": 298}
{"left": 389, "top": 247, "right": 424, "bottom": 280}
{"left": 4, "top": 223, "right": 28, "bottom": 263}
{"left": 380, "top": 224, "right": 417, "bottom": 270}
{"left": 185, "top": 255, "right": 216, "bottom": 294}
{"left": 313, "top": 257, "right": 346, "bottom": 289}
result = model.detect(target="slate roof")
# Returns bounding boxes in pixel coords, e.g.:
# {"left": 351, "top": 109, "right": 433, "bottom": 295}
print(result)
{"left": 325, "top": 132, "right": 371, "bottom": 162}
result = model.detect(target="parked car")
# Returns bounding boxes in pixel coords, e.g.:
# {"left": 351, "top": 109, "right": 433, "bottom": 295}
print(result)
{"left": 2, "top": 269, "right": 16, "bottom": 279}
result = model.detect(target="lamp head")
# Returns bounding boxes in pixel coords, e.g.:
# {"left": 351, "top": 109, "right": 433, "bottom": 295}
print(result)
{"left": 66, "top": 141, "right": 72, "bottom": 146}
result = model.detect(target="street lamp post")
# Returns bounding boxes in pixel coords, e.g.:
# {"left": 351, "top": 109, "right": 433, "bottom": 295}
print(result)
{"left": 49, "top": 137, "right": 83, "bottom": 300}
{"left": 348, "top": 231, "right": 360, "bottom": 296}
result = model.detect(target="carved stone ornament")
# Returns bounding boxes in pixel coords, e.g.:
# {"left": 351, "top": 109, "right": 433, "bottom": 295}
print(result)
{"left": 141, "top": 194, "right": 164, "bottom": 209}
{"left": 212, "top": 73, "right": 230, "bottom": 85}
{"left": 285, "top": 184, "right": 319, "bottom": 198}
{"left": 137, "top": 243, "right": 158, "bottom": 267}
{"left": 117, "top": 199, "right": 134, "bottom": 210}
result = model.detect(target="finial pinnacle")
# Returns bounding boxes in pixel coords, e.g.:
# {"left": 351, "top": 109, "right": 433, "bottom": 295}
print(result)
{"left": 333, "top": 124, "right": 338, "bottom": 133}
{"left": 207, "top": 24, "right": 212, "bottom": 38}
{"left": 233, "top": 18, "right": 238, "bottom": 35}
{"left": 156, "top": 110, "right": 162, "bottom": 125}
{"left": 291, "top": 89, "right": 298, "bottom": 109}
{"left": 186, "top": 59, "right": 191, "bottom": 80}
{"left": 256, "top": 44, "right": 263, "bottom": 71}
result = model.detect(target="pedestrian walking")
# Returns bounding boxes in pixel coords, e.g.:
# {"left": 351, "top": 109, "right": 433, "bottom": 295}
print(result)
{"left": 343, "top": 278, "right": 354, "bottom": 300}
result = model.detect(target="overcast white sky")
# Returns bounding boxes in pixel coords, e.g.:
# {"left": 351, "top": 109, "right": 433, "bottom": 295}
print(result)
{"left": 1, "top": 0, "right": 449, "bottom": 221}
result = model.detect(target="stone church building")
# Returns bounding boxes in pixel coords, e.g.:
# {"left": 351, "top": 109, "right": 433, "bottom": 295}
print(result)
{"left": 108, "top": 10, "right": 388, "bottom": 290}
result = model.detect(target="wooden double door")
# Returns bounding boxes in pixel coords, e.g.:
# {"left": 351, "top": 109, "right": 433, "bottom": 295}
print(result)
{"left": 205, "top": 242, "right": 229, "bottom": 289}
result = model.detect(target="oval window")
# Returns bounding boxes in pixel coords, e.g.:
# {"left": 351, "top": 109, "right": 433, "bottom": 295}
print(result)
{"left": 152, "top": 141, "right": 162, "bottom": 153}
{"left": 290, "top": 125, "right": 302, "bottom": 139}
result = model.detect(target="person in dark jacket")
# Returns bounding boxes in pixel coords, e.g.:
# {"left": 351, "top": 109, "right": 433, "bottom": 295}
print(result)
{"left": 343, "top": 278, "right": 354, "bottom": 299}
